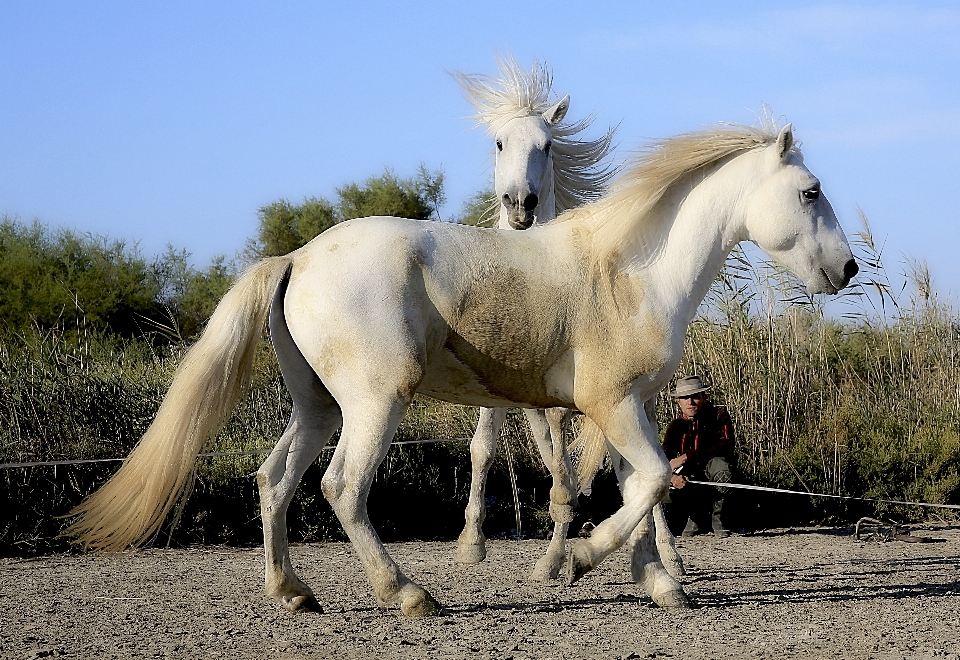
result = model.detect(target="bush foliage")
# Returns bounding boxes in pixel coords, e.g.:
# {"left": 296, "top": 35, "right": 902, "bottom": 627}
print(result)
{"left": 247, "top": 165, "right": 446, "bottom": 259}
{"left": 0, "top": 217, "right": 238, "bottom": 341}
{"left": 0, "top": 218, "right": 163, "bottom": 336}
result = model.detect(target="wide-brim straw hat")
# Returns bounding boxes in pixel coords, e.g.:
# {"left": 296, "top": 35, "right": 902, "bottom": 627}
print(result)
{"left": 669, "top": 375, "right": 712, "bottom": 398}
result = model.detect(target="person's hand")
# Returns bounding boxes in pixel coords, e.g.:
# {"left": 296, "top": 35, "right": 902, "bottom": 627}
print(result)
{"left": 669, "top": 454, "right": 688, "bottom": 470}
{"left": 670, "top": 474, "right": 688, "bottom": 489}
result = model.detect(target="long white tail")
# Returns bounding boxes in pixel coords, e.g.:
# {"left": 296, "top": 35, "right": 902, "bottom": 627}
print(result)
{"left": 65, "top": 256, "right": 293, "bottom": 552}
{"left": 570, "top": 417, "right": 607, "bottom": 495}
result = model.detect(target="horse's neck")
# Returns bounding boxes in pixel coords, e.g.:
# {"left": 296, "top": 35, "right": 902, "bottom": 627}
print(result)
{"left": 627, "top": 154, "right": 757, "bottom": 325}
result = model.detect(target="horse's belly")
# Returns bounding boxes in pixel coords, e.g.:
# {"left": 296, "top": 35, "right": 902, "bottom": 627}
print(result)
{"left": 418, "top": 345, "right": 568, "bottom": 409}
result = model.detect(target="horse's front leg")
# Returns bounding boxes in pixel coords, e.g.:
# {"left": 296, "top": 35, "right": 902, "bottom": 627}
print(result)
{"left": 608, "top": 441, "right": 688, "bottom": 591}
{"left": 628, "top": 509, "right": 691, "bottom": 608}
{"left": 627, "top": 399, "right": 685, "bottom": 579}
{"left": 455, "top": 407, "right": 507, "bottom": 564}
{"left": 565, "top": 396, "right": 689, "bottom": 608}
{"left": 653, "top": 502, "right": 685, "bottom": 578}
{"left": 524, "top": 408, "right": 576, "bottom": 582}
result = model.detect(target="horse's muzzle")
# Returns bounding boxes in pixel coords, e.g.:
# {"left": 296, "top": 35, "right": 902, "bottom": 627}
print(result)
{"left": 506, "top": 207, "right": 535, "bottom": 230}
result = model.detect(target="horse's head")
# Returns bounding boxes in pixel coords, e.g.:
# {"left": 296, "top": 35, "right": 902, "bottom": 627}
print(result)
{"left": 743, "top": 125, "right": 858, "bottom": 294}
{"left": 495, "top": 95, "right": 569, "bottom": 230}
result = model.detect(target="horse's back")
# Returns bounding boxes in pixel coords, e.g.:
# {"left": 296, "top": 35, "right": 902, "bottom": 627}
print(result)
{"left": 281, "top": 216, "right": 579, "bottom": 409}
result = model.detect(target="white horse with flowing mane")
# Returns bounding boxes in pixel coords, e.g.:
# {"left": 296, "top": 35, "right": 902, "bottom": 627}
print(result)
{"left": 453, "top": 57, "right": 618, "bottom": 231}
{"left": 451, "top": 56, "right": 620, "bottom": 579}
{"left": 67, "top": 119, "right": 857, "bottom": 618}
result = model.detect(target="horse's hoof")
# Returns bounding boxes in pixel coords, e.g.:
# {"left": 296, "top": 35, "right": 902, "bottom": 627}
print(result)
{"left": 400, "top": 591, "right": 442, "bottom": 618}
{"left": 454, "top": 542, "right": 486, "bottom": 565}
{"left": 549, "top": 501, "right": 576, "bottom": 524}
{"left": 280, "top": 594, "right": 323, "bottom": 613}
{"left": 528, "top": 556, "right": 562, "bottom": 582}
{"left": 528, "top": 567, "right": 553, "bottom": 582}
{"left": 653, "top": 589, "right": 692, "bottom": 609}
{"left": 564, "top": 541, "right": 592, "bottom": 585}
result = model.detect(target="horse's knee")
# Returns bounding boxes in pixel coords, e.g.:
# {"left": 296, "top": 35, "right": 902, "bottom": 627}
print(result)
{"left": 623, "top": 463, "right": 671, "bottom": 505}
{"left": 470, "top": 441, "right": 496, "bottom": 468}
{"left": 647, "top": 458, "right": 672, "bottom": 499}
{"left": 320, "top": 471, "right": 344, "bottom": 507}
{"left": 652, "top": 477, "right": 670, "bottom": 504}
{"left": 469, "top": 427, "right": 498, "bottom": 471}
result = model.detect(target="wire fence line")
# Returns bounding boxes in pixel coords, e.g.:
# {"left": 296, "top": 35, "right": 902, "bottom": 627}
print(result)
{"left": 0, "top": 437, "right": 471, "bottom": 470}
{"left": 4, "top": 440, "right": 957, "bottom": 513}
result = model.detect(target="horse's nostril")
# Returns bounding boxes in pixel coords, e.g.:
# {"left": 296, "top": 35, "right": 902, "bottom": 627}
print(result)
{"left": 502, "top": 193, "right": 512, "bottom": 205}
{"left": 522, "top": 194, "right": 539, "bottom": 212}
{"left": 844, "top": 259, "right": 859, "bottom": 280}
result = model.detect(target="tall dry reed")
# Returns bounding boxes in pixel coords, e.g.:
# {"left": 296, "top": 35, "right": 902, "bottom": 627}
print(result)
{"left": 662, "top": 215, "right": 959, "bottom": 520}
{"left": 0, "top": 327, "right": 545, "bottom": 552}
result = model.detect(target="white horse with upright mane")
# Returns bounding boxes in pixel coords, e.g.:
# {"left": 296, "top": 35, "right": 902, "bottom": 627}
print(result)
{"left": 451, "top": 57, "right": 619, "bottom": 579}
{"left": 67, "top": 118, "right": 857, "bottom": 618}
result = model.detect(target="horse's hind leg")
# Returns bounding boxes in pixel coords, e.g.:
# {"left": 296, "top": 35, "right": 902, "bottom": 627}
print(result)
{"left": 322, "top": 397, "right": 441, "bottom": 618}
{"left": 455, "top": 406, "right": 507, "bottom": 564}
{"left": 259, "top": 273, "right": 342, "bottom": 611}
{"left": 258, "top": 404, "right": 340, "bottom": 611}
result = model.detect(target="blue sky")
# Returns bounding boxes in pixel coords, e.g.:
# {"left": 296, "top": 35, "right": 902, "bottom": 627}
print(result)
{"left": 2, "top": 1, "right": 958, "bottom": 300}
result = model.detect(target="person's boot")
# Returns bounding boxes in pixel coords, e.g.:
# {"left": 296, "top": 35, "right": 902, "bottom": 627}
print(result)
{"left": 712, "top": 499, "right": 731, "bottom": 538}
{"left": 681, "top": 517, "right": 699, "bottom": 537}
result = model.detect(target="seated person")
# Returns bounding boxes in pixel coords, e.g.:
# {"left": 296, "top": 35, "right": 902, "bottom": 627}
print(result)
{"left": 662, "top": 375, "right": 735, "bottom": 538}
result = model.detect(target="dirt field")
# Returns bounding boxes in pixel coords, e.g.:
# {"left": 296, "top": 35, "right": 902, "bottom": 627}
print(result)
{"left": 3, "top": 525, "right": 959, "bottom": 660}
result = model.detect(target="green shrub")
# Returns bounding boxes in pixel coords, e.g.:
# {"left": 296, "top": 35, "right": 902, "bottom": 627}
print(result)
{"left": 0, "top": 218, "right": 164, "bottom": 337}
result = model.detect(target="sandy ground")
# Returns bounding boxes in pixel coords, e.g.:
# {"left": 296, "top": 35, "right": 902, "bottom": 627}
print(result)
{"left": 2, "top": 526, "right": 959, "bottom": 660}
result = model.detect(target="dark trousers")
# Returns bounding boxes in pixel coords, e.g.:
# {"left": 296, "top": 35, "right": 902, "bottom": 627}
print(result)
{"left": 663, "top": 456, "right": 732, "bottom": 535}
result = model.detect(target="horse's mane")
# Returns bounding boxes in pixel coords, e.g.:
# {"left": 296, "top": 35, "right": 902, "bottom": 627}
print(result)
{"left": 560, "top": 121, "right": 788, "bottom": 264}
{"left": 452, "top": 56, "right": 618, "bottom": 217}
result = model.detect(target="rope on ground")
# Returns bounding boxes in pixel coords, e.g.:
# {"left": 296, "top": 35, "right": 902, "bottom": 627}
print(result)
{"left": 688, "top": 479, "right": 960, "bottom": 511}
{"left": 0, "top": 437, "right": 471, "bottom": 470}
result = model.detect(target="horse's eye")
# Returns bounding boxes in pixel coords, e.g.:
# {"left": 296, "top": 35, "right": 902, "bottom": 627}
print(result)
{"left": 496, "top": 140, "right": 503, "bottom": 152}
{"left": 802, "top": 186, "right": 820, "bottom": 201}
{"left": 544, "top": 142, "right": 552, "bottom": 154}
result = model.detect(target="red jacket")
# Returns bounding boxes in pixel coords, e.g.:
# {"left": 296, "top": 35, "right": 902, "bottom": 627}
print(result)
{"left": 661, "top": 402, "right": 735, "bottom": 478}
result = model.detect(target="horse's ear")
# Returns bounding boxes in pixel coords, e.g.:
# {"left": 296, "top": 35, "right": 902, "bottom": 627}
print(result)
{"left": 543, "top": 95, "right": 570, "bottom": 126}
{"left": 776, "top": 124, "right": 794, "bottom": 161}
